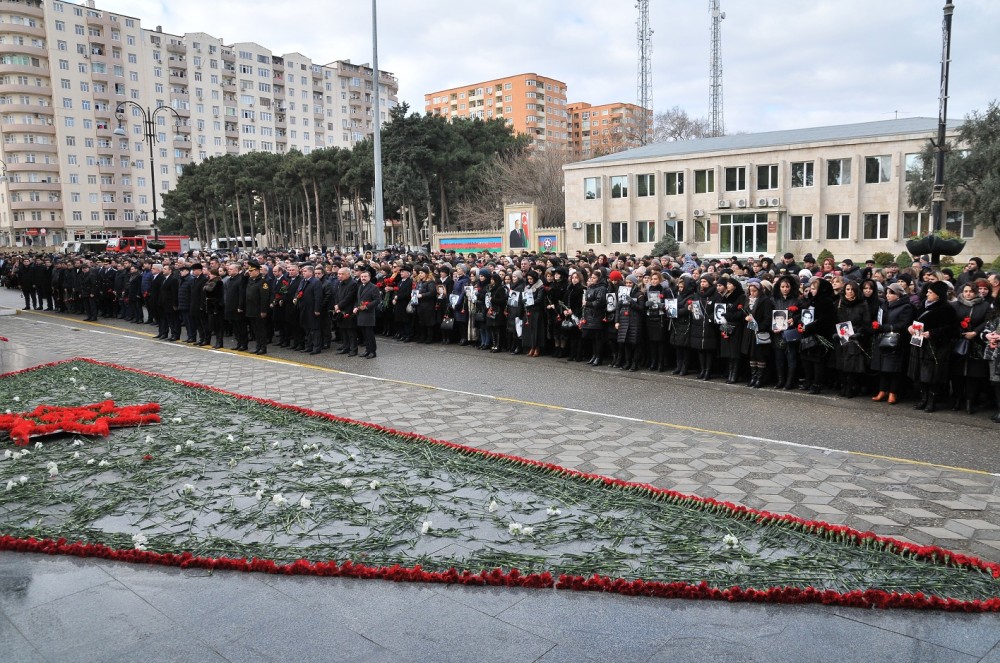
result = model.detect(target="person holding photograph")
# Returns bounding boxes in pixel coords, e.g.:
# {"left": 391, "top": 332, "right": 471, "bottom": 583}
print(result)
{"left": 582, "top": 269, "right": 608, "bottom": 366}
{"left": 833, "top": 281, "right": 872, "bottom": 399}
{"left": 671, "top": 274, "right": 696, "bottom": 376}
{"left": 505, "top": 269, "right": 525, "bottom": 354}
{"left": 907, "top": 280, "right": 960, "bottom": 412}
{"left": 716, "top": 276, "right": 748, "bottom": 384}
{"left": 771, "top": 275, "right": 801, "bottom": 390}
{"left": 799, "top": 277, "right": 837, "bottom": 395}
{"left": 871, "top": 282, "right": 914, "bottom": 405}
{"left": 644, "top": 271, "right": 672, "bottom": 372}
{"left": 614, "top": 273, "right": 645, "bottom": 371}
{"left": 521, "top": 270, "right": 546, "bottom": 357}
{"left": 689, "top": 274, "right": 720, "bottom": 380}
{"left": 486, "top": 271, "right": 508, "bottom": 352}
{"left": 741, "top": 278, "right": 775, "bottom": 388}
{"left": 562, "top": 269, "right": 586, "bottom": 361}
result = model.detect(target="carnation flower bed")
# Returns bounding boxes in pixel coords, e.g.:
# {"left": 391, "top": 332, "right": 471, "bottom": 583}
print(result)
{"left": 1, "top": 359, "right": 998, "bottom": 611}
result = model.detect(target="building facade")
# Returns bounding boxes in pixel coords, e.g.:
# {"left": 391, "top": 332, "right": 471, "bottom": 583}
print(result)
{"left": 562, "top": 117, "right": 999, "bottom": 262}
{"left": 566, "top": 101, "right": 651, "bottom": 160}
{"left": 424, "top": 73, "right": 568, "bottom": 151}
{"left": 0, "top": 0, "right": 398, "bottom": 248}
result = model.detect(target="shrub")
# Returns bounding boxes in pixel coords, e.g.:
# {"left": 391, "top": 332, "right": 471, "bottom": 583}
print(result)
{"left": 939, "top": 255, "right": 955, "bottom": 268}
{"left": 652, "top": 231, "right": 679, "bottom": 258}
{"left": 871, "top": 251, "right": 895, "bottom": 267}
{"left": 817, "top": 249, "right": 834, "bottom": 263}
{"left": 989, "top": 255, "right": 1000, "bottom": 272}
{"left": 895, "top": 252, "right": 914, "bottom": 268}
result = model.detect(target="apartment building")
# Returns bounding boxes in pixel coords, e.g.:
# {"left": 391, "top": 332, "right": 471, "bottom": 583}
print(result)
{"left": 567, "top": 101, "right": 651, "bottom": 159}
{"left": 563, "top": 117, "right": 1000, "bottom": 261}
{"left": 424, "top": 73, "right": 568, "bottom": 150}
{"left": 0, "top": 0, "right": 399, "bottom": 248}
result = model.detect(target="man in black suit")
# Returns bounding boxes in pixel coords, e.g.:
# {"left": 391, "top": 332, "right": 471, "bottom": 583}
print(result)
{"left": 157, "top": 263, "right": 180, "bottom": 340}
{"left": 509, "top": 214, "right": 527, "bottom": 249}
{"left": 333, "top": 266, "right": 359, "bottom": 356}
{"left": 223, "top": 262, "right": 248, "bottom": 350}
{"left": 354, "top": 268, "right": 380, "bottom": 358}
{"left": 78, "top": 263, "right": 99, "bottom": 321}
{"left": 297, "top": 265, "right": 324, "bottom": 355}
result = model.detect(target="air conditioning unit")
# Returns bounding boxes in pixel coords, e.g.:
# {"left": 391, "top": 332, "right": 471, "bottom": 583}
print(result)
{"left": 571, "top": 221, "right": 583, "bottom": 229}
{"left": 666, "top": 211, "right": 677, "bottom": 219}
{"left": 768, "top": 197, "right": 780, "bottom": 207}
{"left": 737, "top": 198, "right": 748, "bottom": 208}
{"left": 756, "top": 197, "right": 769, "bottom": 208}
{"left": 692, "top": 209, "right": 705, "bottom": 217}
{"left": 717, "top": 199, "right": 731, "bottom": 209}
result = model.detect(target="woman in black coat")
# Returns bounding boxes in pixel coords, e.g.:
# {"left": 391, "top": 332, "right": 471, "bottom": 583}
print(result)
{"left": 833, "top": 281, "right": 873, "bottom": 398}
{"left": 545, "top": 268, "right": 569, "bottom": 358}
{"left": 716, "top": 276, "right": 748, "bottom": 384}
{"left": 414, "top": 269, "right": 437, "bottom": 344}
{"left": 949, "top": 281, "right": 992, "bottom": 413}
{"left": 871, "top": 282, "right": 914, "bottom": 405}
{"left": 505, "top": 271, "right": 525, "bottom": 355}
{"left": 581, "top": 270, "right": 608, "bottom": 366}
{"left": 520, "top": 270, "right": 546, "bottom": 356}
{"left": 799, "top": 277, "right": 837, "bottom": 395}
{"left": 688, "top": 274, "right": 719, "bottom": 380}
{"left": 907, "top": 280, "right": 960, "bottom": 412}
{"left": 644, "top": 271, "right": 672, "bottom": 372}
{"left": 740, "top": 279, "right": 775, "bottom": 388}
{"left": 671, "top": 275, "right": 696, "bottom": 375}
{"left": 771, "top": 275, "right": 802, "bottom": 390}
{"left": 614, "top": 274, "right": 645, "bottom": 371}
{"left": 561, "top": 269, "right": 586, "bottom": 362}
{"left": 485, "top": 271, "right": 507, "bottom": 352}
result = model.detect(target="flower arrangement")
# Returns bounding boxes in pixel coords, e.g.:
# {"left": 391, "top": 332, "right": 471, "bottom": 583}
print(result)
{"left": 0, "top": 401, "right": 160, "bottom": 447}
{"left": 0, "top": 359, "right": 997, "bottom": 612}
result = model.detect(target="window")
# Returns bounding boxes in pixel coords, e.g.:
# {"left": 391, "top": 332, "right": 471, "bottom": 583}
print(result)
{"left": 903, "top": 211, "right": 931, "bottom": 237}
{"left": 585, "top": 222, "right": 602, "bottom": 245}
{"left": 789, "top": 215, "right": 813, "bottom": 241}
{"left": 610, "top": 221, "right": 629, "bottom": 243}
{"left": 694, "top": 218, "right": 710, "bottom": 242}
{"left": 665, "top": 172, "right": 684, "bottom": 195}
{"left": 904, "top": 153, "right": 922, "bottom": 182}
{"left": 863, "top": 213, "right": 890, "bottom": 239}
{"left": 945, "top": 211, "right": 975, "bottom": 239}
{"left": 637, "top": 220, "right": 655, "bottom": 243}
{"left": 791, "top": 161, "right": 814, "bottom": 188}
{"left": 865, "top": 155, "right": 891, "bottom": 184}
{"left": 663, "top": 219, "right": 684, "bottom": 242}
{"left": 756, "top": 164, "right": 778, "bottom": 190}
{"left": 724, "top": 166, "right": 746, "bottom": 192}
{"left": 610, "top": 175, "right": 628, "bottom": 198}
{"left": 719, "top": 213, "right": 767, "bottom": 253}
{"left": 583, "top": 177, "right": 601, "bottom": 200}
{"left": 826, "top": 214, "right": 850, "bottom": 240}
{"left": 827, "top": 158, "right": 851, "bottom": 186}
{"left": 636, "top": 173, "right": 655, "bottom": 197}
{"left": 694, "top": 169, "right": 714, "bottom": 194}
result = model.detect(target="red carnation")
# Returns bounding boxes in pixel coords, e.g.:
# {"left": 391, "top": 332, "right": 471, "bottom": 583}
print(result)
{"left": 788, "top": 305, "right": 798, "bottom": 312}
{"left": 0, "top": 337, "right": 7, "bottom": 342}
{"left": 961, "top": 316, "right": 970, "bottom": 329}
{"left": 797, "top": 323, "right": 804, "bottom": 333}
{"left": 143, "top": 454, "right": 153, "bottom": 461}
{"left": 737, "top": 304, "right": 743, "bottom": 310}
{"left": 872, "top": 321, "right": 880, "bottom": 330}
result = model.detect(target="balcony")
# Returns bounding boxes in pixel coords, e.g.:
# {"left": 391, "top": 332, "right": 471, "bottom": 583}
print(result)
{"left": 166, "top": 41, "right": 186, "bottom": 54}
{"left": 0, "top": 43, "right": 46, "bottom": 57}
{"left": 7, "top": 179, "right": 59, "bottom": 191}
{"left": 9, "top": 200, "right": 59, "bottom": 211}
{"left": 0, "top": 83, "right": 51, "bottom": 96}
{"left": 2, "top": 23, "right": 45, "bottom": 38}
{"left": 3, "top": 121, "right": 55, "bottom": 134}
{"left": 7, "top": 159, "right": 59, "bottom": 171}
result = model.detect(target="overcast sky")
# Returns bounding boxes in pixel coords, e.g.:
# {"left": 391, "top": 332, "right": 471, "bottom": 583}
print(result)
{"left": 99, "top": 0, "right": 998, "bottom": 134}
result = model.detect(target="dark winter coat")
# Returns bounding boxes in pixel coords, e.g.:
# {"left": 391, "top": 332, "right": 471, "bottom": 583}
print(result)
{"left": 833, "top": 294, "right": 872, "bottom": 374}
{"left": 581, "top": 282, "right": 607, "bottom": 332}
{"left": 799, "top": 280, "right": 837, "bottom": 362}
{"left": 907, "top": 299, "right": 960, "bottom": 385}
{"left": 687, "top": 284, "right": 719, "bottom": 351}
{"left": 871, "top": 298, "right": 914, "bottom": 374}
{"left": 615, "top": 283, "right": 644, "bottom": 345}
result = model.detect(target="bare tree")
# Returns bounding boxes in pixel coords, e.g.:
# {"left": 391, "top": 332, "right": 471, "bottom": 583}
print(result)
{"left": 454, "top": 148, "right": 572, "bottom": 230}
{"left": 652, "top": 106, "right": 712, "bottom": 143}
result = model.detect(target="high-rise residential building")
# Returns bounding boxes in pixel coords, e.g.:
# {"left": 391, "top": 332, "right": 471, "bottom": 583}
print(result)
{"left": 0, "top": 0, "right": 398, "bottom": 248}
{"left": 424, "top": 73, "right": 568, "bottom": 151}
{"left": 567, "top": 101, "right": 652, "bottom": 160}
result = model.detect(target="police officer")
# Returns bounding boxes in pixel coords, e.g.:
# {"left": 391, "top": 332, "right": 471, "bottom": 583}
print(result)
{"left": 244, "top": 259, "right": 273, "bottom": 355}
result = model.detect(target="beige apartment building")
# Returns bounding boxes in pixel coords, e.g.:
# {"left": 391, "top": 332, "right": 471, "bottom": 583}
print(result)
{"left": 424, "top": 73, "right": 569, "bottom": 150}
{"left": 0, "top": 0, "right": 398, "bottom": 248}
{"left": 567, "top": 101, "right": 651, "bottom": 159}
{"left": 563, "top": 117, "right": 999, "bottom": 262}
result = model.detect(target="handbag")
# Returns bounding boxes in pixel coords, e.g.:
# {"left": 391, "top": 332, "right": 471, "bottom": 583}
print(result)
{"left": 953, "top": 338, "right": 970, "bottom": 356}
{"left": 405, "top": 303, "right": 415, "bottom": 314}
{"left": 878, "top": 332, "right": 900, "bottom": 350}
{"left": 755, "top": 332, "right": 772, "bottom": 345}
{"left": 440, "top": 317, "right": 454, "bottom": 331}
{"left": 561, "top": 318, "right": 576, "bottom": 329}
{"left": 800, "top": 335, "right": 819, "bottom": 351}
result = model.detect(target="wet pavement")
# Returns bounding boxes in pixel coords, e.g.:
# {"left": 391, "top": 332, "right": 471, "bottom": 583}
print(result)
{"left": 1, "top": 294, "right": 999, "bottom": 662}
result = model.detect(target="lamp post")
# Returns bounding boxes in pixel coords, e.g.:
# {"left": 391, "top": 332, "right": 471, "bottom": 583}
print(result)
{"left": 113, "top": 101, "right": 181, "bottom": 247}
{"left": 930, "top": 0, "right": 954, "bottom": 264}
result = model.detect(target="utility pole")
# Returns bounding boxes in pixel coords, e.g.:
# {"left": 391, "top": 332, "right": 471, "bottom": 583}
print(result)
{"left": 636, "top": 0, "right": 653, "bottom": 145}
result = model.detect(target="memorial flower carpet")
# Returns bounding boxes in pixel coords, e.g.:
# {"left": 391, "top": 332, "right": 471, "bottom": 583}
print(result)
{"left": 0, "top": 359, "right": 998, "bottom": 612}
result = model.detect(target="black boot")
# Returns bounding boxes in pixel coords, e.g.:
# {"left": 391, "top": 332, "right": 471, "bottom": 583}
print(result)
{"left": 924, "top": 391, "right": 938, "bottom": 413}
{"left": 725, "top": 360, "right": 737, "bottom": 384}
{"left": 774, "top": 369, "right": 786, "bottom": 390}
{"left": 913, "top": 389, "right": 928, "bottom": 410}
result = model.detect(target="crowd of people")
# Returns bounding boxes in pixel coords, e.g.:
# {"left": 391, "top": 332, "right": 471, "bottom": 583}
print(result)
{"left": 4, "top": 247, "right": 1000, "bottom": 421}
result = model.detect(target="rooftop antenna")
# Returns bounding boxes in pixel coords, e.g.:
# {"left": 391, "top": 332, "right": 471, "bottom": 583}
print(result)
{"left": 636, "top": 0, "right": 653, "bottom": 145}
{"left": 709, "top": 0, "right": 725, "bottom": 137}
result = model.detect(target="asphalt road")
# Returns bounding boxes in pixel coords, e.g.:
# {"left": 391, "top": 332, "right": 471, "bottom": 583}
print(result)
{"left": 2, "top": 285, "right": 998, "bottom": 475}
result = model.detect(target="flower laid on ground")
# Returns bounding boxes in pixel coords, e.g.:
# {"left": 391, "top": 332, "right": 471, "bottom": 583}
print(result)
{"left": 69, "top": 377, "right": 77, "bottom": 383}
{"left": 298, "top": 496, "right": 312, "bottom": 509}
{"left": 104, "top": 392, "right": 113, "bottom": 399}
{"left": 79, "top": 386, "right": 86, "bottom": 392}
{"left": 34, "top": 442, "right": 43, "bottom": 450}
{"left": 144, "top": 435, "right": 154, "bottom": 444}
{"left": 242, "top": 446, "right": 253, "bottom": 452}
{"left": 12, "top": 397, "right": 20, "bottom": 402}
{"left": 174, "top": 445, "right": 182, "bottom": 453}
{"left": 369, "top": 480, "right": 380, "bottom": 490}
{"left": 131, "top": 533, "right": 148, "bottom": 551}
{"left": 723, "top": 534, "right": 741, "bottom": 550}
{"left": 70, "top": 367, "right": 79, "bottom": 372}
{"left": 142, "top": 454, "right": 153, "bottom": 462}
{"left": 420, "top": 521, "right": 432, "bottom": 535}
{"left": 18, "top": 476, "right": 26, "bottom": 484}
{"left": 339, "top": 478, "right": 353, "bottom": 488}
{"left": 98, "top": 459, "right": 110, "bottom": 467}
{"left": 5, "top": 480, "right": 16, "bottom": 491}
{"left": 182, "top": 483, "right": 195, "bottom": 494}
{"left": 86, "top": 458, "right": 95, "bottom": 465}
{"left": 228, "top": 458, "right": 237, "bottom": 468}
{"left": 291, "top": 459, "right": 304, "bottom": 468}
{"left": 2, "top": 450, "right": 10, "bottom": 460}
{"left": 255, "top": 489, "right": 265, "bottom": 501}
{"left": 171, "top": 417, "right": 182, "bottom": 424}
{"left": 508, "top": 522, "right": 523, "bottom": 536}
{"left": 73, "top": 451, "right": 80, "bottom": 459}
{"left": 489, "top": 499, "right": 498, "bottom": 513}
{"left": 271, "top": 493, "right": 287, "bottom": 506}
{"left": 72, "top": 439, "right": 83, "bottom": 447}
{"left": 185, "top": 440, "right": 194, "bottom": 448}
{"left": 226, "top": 434, "right": 235, "bottom": 442}
{"left": 546, "top": 506, "right": 562, "bottom": 517}
{"left": 46, "top": 461, "right": 58, "bottom": 477}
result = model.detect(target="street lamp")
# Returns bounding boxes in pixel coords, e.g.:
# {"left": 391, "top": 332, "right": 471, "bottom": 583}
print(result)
{"left": 113, "top": 101, "right": 181, "bottom": 246}
{"left": 0, "top": 157, "right": 7, "bottom": 182}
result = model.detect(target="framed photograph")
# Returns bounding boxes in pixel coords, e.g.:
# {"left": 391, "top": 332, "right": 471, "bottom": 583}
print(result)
{"left": 713, "top": 303, "right": 727, "bottom": 325}
{"left": 836, "top": 321, "right": 855, "bottom": 344}
{"left": 800, "top": 307, "right": 815, "bottom": 327}
{"left": 772, "top": 310, "right": 788, "bottom": 332}
{"left": 691, "top": 300, "right": 703, "bottom": 321}
{"left": 665, "top": 298, "right": 678, "bottom": 319}
{"left": 910, "top": 321, "right": 924, "bottom": 347}
{"left": 524, "top": 290, "right": 535, "bottom": 306}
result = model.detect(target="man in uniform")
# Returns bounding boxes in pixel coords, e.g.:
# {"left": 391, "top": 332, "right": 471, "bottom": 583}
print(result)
{"left": 157, "top": 263, "right": 180, "bottom": 341}
{"left": 334, "top": 266, "right": 359, "bottom": 356}
{"left": 244, "top": 259, "right": 273, "bottom": 355}
{"left": 223, "top": 262, "right": 248, "bottom": 351}
{"left": 79, "top": 262, "right": 99, "bottom": 321}
{"left": 297, "top": 265, "right": 323, "bottom": 355}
